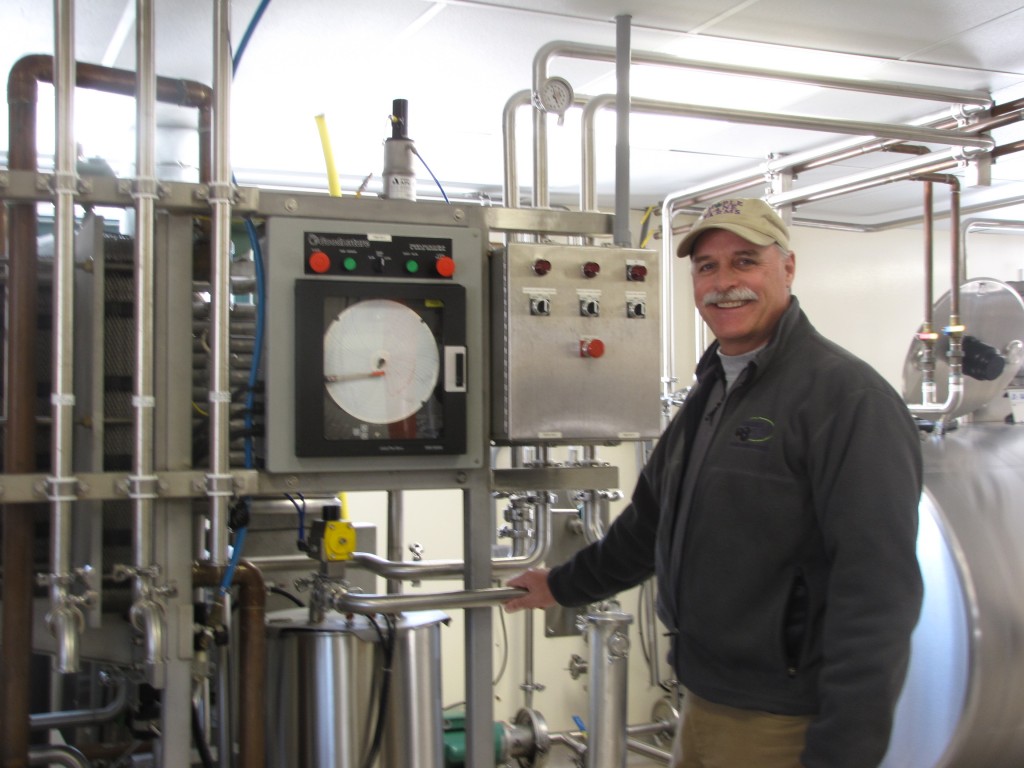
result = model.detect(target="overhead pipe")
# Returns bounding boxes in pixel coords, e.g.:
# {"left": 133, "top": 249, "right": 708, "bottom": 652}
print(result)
{"left": 533, "top": 40, "right": 990, "bottom": 111}
{"left": 532, "top": 38, "right": 991, "bottom": 210}
{"left": 579, "top": 96, "right": 992, "bottom": 214}
{"left": 205, "top": 0, "right": 234, "bottom": 571}
{"left": 192, "top": 561, "right": 266, "bottom": 768}
{"left": 658, "top": 101, "right": 1009, "bottom": 216}
{"left": 960, "top": 218, "right": 1024, "bottom": 277}
{"left": 4, "top": 51, "right": 212, "bottom": 768}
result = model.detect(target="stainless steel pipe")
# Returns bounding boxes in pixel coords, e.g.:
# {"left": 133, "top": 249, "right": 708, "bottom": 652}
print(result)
{"left": 327, "top": 585, "right": 525, "bottom": 614}
{"left": 205, "top": 0, "right": 234, "bottom": 568}
{"left": 46, "top": 0, "right": 84, "bottom": 676}
{"left": 584, "top": 610, "right": 633, "bottom": 768}
{"left": 125, "top": 0, "right": 167, "bottom": 689}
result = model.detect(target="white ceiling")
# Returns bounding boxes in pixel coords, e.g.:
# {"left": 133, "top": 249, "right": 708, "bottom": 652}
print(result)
{"left": 4, "top": 0, "right": 1024, "bottom": 228}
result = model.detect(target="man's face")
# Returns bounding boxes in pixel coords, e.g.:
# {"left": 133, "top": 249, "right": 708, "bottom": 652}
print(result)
{"left": 689, "top": 228, "right": 796, "bottom": 355}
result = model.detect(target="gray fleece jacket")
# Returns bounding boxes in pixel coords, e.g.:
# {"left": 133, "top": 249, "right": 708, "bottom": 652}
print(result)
{"left": 548, "top": 297, "right": 923, "bottom": 768}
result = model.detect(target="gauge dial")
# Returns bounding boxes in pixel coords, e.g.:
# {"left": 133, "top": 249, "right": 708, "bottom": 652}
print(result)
{"left": 535, "top": 76, "right": 574, "bottom": 115}
{"left": 323, "top": 299, "right": 439, "bottom": 425}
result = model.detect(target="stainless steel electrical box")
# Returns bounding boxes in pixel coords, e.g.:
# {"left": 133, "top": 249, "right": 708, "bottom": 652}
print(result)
{"left": 491, "top": 243, "right": 662, "bottom": 443}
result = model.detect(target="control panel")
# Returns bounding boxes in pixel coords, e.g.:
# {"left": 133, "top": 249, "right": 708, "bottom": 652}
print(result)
{"left": 264, "top": 216, "right": 484, "bottom": 473}
{"left": 491, "top": 243, "right": 662, "bottom": 443}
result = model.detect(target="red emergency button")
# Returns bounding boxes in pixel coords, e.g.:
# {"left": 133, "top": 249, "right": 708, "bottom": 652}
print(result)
{"left": 580, "top": 338, "right": 605, "bottom": 358}
{"left": 582, "top": 261, "right": 601, "bottom": 278}
{"left": 532, "top": 258, "right": 552, "bottom": 276}
{"left": 309, "top": 250, "right": 331, "bottom": 274}
{"left": 627, "top": 264, "right": 648, "bottom": 281}
{"left": 435, "top": 255, "right": 456, "bottom": 278}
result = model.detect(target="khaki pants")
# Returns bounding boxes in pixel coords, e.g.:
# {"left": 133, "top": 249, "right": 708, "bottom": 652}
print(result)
{"left": 671, "top": 689, "right": 813, "bottom": 768}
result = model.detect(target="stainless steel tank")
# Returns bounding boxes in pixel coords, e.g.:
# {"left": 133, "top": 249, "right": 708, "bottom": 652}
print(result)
{"left": 266, "top": 608, "right": 448, "bottom": 768}
{"left": 882, "top": 424, "right": 1024, "bottom": 767}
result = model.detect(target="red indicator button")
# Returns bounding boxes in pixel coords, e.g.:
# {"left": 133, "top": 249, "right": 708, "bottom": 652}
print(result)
{"left": 309, "top": 250, "right": 331, "bottom": 274}
{"left": 582, "top": 261, "right": 601, "bottom": 278}
{"left": 627, "top": 264, "right": 648, "bottom": 281}
{"left": 580, "top": 338, "right": 605, "bottom": 358}
{"left": 532, "top": 258, "right": 552, "bottom": 276}
{"left": 435, "top": 255, "right": 456, "bottom": 278}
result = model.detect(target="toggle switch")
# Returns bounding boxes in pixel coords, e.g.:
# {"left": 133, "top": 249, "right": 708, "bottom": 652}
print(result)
{"left": 530, "top": 297, "right": 551, "bottom": 316}
{"left": 579, "top": 298, "right": 600, "bottom": 317}
{"left": 627, "top": 300, "right": 647, "bottom": 319}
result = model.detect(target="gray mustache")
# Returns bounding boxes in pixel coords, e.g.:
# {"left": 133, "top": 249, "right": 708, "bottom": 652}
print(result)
{"left": 703, "top": 287, "right": 758, "bottom": 306}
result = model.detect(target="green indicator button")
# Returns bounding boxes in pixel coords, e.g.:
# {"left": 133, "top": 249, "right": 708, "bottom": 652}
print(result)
{"left": 405, "top": 259, "right": 420, "bottom": 274}
{"left": 342, "top": 256, "right": 358, "bottom": 272}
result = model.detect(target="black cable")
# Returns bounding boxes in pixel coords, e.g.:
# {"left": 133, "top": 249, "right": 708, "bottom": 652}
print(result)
{"left": 191, "top": 702, "right": 216, "bottom": 768}
{"left": 637, "top": 581, "right": 652, "bottom": 665}
{"left": 361, "top": 614, "right": 397, "bottom": 768}
{"left": 269, "top": 584, "right": 305, "bottom": 607}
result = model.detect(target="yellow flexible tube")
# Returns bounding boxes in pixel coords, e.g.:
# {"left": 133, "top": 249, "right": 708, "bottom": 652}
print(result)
{"left": 315, "top": 113, "right": 342, "bottom": 197}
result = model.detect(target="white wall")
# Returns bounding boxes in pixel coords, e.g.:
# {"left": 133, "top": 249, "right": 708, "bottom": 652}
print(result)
{"left": 343, "top": 221, "right": 1023, "bottom": 766}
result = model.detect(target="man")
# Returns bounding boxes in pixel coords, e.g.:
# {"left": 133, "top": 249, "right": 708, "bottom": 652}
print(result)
{"left": 505, "top": 198, "right": 923, "bottom": 768}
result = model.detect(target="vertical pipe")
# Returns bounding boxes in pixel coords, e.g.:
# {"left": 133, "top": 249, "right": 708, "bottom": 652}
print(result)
{"left": 463, "top": 483, "right": 496, "bottom": 768}
{"left": 193, "top": 563, "right": 266, "bottom": 768}
{"left": 501, "top": 90, "right": 531, "bottom": 209}
{"left": 920, "top": 182, "right": 936, "bottom": 405}
{"left": 387, "top": 491, "right": 404, "bottom": 595}
{"left": 581, "top": 95, "right": 615, "bottom": 213}
{"left": 923, "top": 183, "right": 934, "bottom": 325}
{"left": 532, "top": 102, "right": 548, "bottom": 208}
{"left": 206, "top": 0, "right": 233, "bottom": 568}
{"left": 3, "top": 60, "right": 39, "bottom": 766}
{"left": 48, "top": 0, "right": 82, "bottom": 675}
{"left": 613, "top": 15, "right": 632, "bottom": 247}
{"left": 949, "top": 180, "right": 962, "bottom": 318}
{"left": 584, "top": 610, "right": 633, "bottom": 768}
{"left": 128, "top": 0, "right": 166, "bottom": 686}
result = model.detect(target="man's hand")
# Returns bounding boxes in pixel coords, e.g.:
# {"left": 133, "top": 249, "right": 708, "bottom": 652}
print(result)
{"left": 503, "top": 568, "right": 556, "bottom": 612}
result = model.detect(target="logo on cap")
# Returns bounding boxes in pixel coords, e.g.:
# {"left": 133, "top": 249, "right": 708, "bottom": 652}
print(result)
{"left": 700, "top": 199, "right": 744, "bottom": 220}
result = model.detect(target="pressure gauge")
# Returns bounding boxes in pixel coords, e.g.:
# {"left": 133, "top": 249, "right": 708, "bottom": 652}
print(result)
{"left": 323, "top": 299, "right": 440, "bottom": 425}
{"left": 535, "top": 76, "right": 574, "bottom": 117}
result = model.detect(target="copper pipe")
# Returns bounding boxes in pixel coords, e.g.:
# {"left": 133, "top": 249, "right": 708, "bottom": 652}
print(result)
{"left": 2, "top": 52, "right": 212, "bottom": 766}
{"left": 9, "top": 55, "right": 212, "bottom": 180}
{"left": 918, "top": 174, "right": 963, "bottom": 317}
{"left": 924, "top": 182, "right": 934, "bottom": 325}
{"left": 993, "top": 139, "right": 1024, "bottom": 159}
{"left": 4, "top": 52, "right": 44, "bottom": 768}
{"left": 192, "top": 561, "right": 266, "bottom": 768}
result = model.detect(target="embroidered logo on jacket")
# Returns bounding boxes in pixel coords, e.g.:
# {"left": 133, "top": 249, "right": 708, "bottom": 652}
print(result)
{"left": 732, "top": 416, "right": 775, "bottom": 449}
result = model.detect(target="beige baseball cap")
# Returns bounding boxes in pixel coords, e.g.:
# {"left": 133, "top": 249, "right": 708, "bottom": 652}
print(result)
{"left": 677, "top": 198, "right": 790, "bottom": 257}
